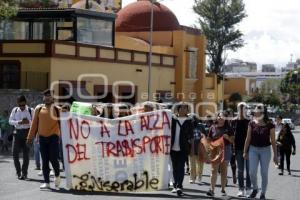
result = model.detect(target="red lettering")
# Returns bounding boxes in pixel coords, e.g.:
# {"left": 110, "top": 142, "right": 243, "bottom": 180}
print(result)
{"left": 142, "top": 136, "right": 151, "bottom": 153}
{"left": 162, "top": 111, "right": 171, "bottom": 130}
{"left": 140, "top": 115, "right": 149, "bottom": 131}
{"left": 95, "top": 141, "right": 106, "bottom": 158}
{"left": 69, "top": 119, "right": 79, "bottom": 140}
{"left": 80, "top": 120, "right": 90, "bottom": 139}
{"left": 125, "top": 120, "right": 134, "bottom": 135}
{"left": 66, "top": 143, "right": 90, "bottom": 164}
{"left": 76, "top": 143, "right": 90, "bottom": 161}
{"left": 66, "top": 144, "right": 77, "bottom": 163}
{"left": 107, "top": 142, "right": 118, "bottom": 157}
{"left": 99, "top": 121, "right": 110, "bottom": 138}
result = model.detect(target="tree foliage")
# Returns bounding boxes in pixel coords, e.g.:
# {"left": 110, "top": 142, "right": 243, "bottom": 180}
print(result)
{"left": 0, "top": 0, "right": 18, "bottom": 20}
{"left": 229, "top": 92, "right": 242, "bottom": 103}
{"left": 193, "top": 0, "right": 246, "bottom": 75}
{"left": 280, "top": 68, "right": 300, "bottom": 104}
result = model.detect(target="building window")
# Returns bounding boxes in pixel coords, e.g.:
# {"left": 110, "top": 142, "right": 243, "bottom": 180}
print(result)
{"left": 0, "top": 21, "right": 29, "bottom": 40}
{"left": 32, "top": 21, "right": 56, "bottom": 40}
{"left": 77, "top": 17, "right": 113, "bottom": 46}
{"left": 0, "top": 61, "right": 20, "bottom": 89}
{"left": 188, "top": 47, "right": 198, "bottom": 79}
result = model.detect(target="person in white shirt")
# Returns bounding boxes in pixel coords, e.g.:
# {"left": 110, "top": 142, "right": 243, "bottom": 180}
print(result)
{"left": 170, "top": 103, "right": 194, "bottom": 196}
{"left": 9, "top": 95, "right": 33, "bottom": 180}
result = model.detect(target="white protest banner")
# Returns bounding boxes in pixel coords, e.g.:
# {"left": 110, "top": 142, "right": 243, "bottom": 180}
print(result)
{"left": 60, "top": 110, "right": 172, "bottom": 192}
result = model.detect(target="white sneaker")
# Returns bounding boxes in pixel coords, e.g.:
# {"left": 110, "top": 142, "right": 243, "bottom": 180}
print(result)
{"left": 50, "top": 170, "right": 55, "bottom": 177}
{"left": 237, "top": 189, "right": 245, "bottom": 197}
{"left": 171, "top": 188, "right": 177, "bottom": 193}
{"left": 40, "top": 183, "right": 50, "bottom": 190}
{"left": 246, "top": 189, "right": 252, "bottom": 197}
{"left": 189, "top": 179, "right": 195, "bottom": 184}
{"left": 197, "top": 177, "right": 202, "bottom": 184}
{"left": 54, "top": 176, "right": 61, "bottom": 188}
{"left": 38, "top": 170, "right": 43, "bottom": 176}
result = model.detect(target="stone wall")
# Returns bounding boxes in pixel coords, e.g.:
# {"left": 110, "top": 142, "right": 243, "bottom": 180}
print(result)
{"left": 0, "top": 89, "right": 43, "bottom": 114}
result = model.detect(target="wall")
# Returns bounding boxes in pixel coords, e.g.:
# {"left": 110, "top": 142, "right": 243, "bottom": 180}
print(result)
{"left": 224, "top": 78, "right": 247, "bottom": 97}
{"left": 50, "top": 58, "right": 175, "bottom": 103}
{"left": 0, "top": 89, "right": 43, "bottom": 114}
{"left": 0, "top": 57, "right": 50, "bottom": 91}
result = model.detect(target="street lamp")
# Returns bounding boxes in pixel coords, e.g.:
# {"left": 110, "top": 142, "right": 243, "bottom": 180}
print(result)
{"left": 147, "top": 0, "right": 154, "bottom": 101}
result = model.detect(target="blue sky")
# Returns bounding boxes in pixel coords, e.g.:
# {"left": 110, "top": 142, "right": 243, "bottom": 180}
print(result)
{"left": 122, "top": 0, "right": 300, "bottom": 68}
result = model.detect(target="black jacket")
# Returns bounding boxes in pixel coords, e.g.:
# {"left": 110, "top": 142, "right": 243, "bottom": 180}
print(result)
{"left": 171, "top": 116, "right": 194, "bottom": 155}
{"left": 277, "top": 132, "right": 296, "bottom": 152}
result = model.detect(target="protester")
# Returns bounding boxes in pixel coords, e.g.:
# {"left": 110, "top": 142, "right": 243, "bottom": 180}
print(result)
{"left": 118, "top": 104, "right": 131, "bottom": 117}
{"left": 100, "top": 104, "right": 115, "bottom": 119}
{"left": 27, "top": 89, "right": 61, "bottom": 190}
{"left": 275, "top": 115, "right": 284, "bottom": 168}
{"left": 188, "top": 115, "right": 206, "bottom": 184}
{"left": 9, "top": 95, "right": 34, "bottom": 180}
{"left": 33, "top": 135, "right": 41, "bottom": 170}
{"left": 206, "top": 112, "right": 234, "bottom": 197}
{"left": 0, "top": 110, "right": 10, "bottom": 152}
{"left": 232, "top": 102, "right": 251, "bottom": 197}
{"left": 243, "top": 104, "right": 278, "bottom": 200}
{"left": 277, "top": 123, "right": 296, "bottom": 175}
{"left": 170, "top": 103, "right": 193, "bottom": 196}
{"left": 226, "top": 109, "right": 237, "bottom": 185}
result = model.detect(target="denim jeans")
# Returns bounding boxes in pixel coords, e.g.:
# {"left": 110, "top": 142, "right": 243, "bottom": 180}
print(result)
{"left": 249, "top": 145, "right": 271, "bottom": 194}
{"left": 34, "top": 137, "right": 40, "bottom": 168}
{"left": 39, "top": 135, "right": 60, "bottom": 183}
{"left": 170, "top": 150, "right": 187, "bottom": 189}
{"left": 236, "top": 150, "right": 251, "bottom": 190}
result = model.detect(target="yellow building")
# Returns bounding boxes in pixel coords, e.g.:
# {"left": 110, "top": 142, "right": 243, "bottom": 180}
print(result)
{"left": 0, "top": 0, "right": 221, "bottom": 115}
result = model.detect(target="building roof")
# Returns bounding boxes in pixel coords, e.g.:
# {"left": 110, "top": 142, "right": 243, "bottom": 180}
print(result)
{"left": 115, "top": 0, "right": 180, "bottom": 32}
{"left": 17, "top": 8, "right": 116, "bottom": 20}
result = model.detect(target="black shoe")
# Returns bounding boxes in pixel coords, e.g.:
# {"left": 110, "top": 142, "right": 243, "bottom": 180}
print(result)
{"left": 288, "top": 171, "right": 291, "bottom": 175}
{"left": 260, "top": 193, "right": 266, "bottom": 200}
{"left": 248, "top": 189, "right": 258, "bottom": 198}
{"left": 221, "top": 190, "right": 227, "bottom": 196}
{"left": 17, "top": 175, "right": 22, "bottom": 180}
{"left": 206, "top": 189, "right": 214, "bottom": 197}
{"left": 278, "top": 172, "right": 284, "bottom": 175}
{"left": 35, "top": 167, "right": 41, "bottom": 170}
{"left": 19, "top": 174, "right": 28, "bottom": 180}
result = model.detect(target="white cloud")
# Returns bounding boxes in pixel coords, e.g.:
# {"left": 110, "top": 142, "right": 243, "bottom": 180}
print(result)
{"left": 122, "top": 0, "right": 300, "bottom": 67}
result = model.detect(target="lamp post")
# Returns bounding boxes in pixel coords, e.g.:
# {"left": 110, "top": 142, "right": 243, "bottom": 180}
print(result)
{"left": 147, "top": 0, "right": 154, "bottom": 101}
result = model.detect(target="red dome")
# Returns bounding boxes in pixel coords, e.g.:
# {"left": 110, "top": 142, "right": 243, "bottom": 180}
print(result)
{"left": 116, "top": 0, "right": 180, "bottom": 32}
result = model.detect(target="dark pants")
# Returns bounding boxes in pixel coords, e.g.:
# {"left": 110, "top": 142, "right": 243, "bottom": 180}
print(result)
{"left": 39, "top": 135, "right": 60, "bottom": 183}
{"left": 280, "top": 148, "right": 291, "bottom": 172}
{"left": 230, "top": 154, "right": 237, "bottom": 177}
{"left": 12, "top": 129, "right": 30, "bottom": 176}
{"left": 236, "top": 150, "right": 251, "bottom": 190}
{"left": 171, "top": 150, "right": 187, "bottom": 189}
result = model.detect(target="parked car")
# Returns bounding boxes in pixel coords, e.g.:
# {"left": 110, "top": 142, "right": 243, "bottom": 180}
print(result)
{"left": 282, "top": 118, "right": 295, "bottom": 130}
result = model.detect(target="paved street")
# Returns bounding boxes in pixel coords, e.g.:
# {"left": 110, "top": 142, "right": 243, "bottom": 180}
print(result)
{"left": 1, "top": 130, "right": 300, "bottom": 200}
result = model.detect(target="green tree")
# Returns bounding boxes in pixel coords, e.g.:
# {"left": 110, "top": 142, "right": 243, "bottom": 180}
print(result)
{"left": 228, "top": 92, "right": 242, "bottom": 111}
{"left": 0, "top": 0, "right": 18, "bottom": 19}
{"left": 193, "top": 0, "right": 246, "bottom": 76}
{"left": 280, "top": 68, "right": 300, "bottom": 104}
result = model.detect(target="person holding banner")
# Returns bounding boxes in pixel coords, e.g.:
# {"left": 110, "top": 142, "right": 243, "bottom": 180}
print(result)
{"left": 27, "top": 89, "right": 61, "bottom": 190}
{"left": 188, "top": 115, "right": 206, "bottom": 184}
{"left": 206, "top": 112, "right": 234, "bottom": 197}
{"left": 170, "top": 103, "right": 194, "bottom": 196}
{"left": 243, "top": 104, "right": 278, "bottom": 200}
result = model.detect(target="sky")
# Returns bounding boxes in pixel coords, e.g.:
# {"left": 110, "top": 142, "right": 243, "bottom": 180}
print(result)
{"left": 122, "top": 0, "right": 300, "bottom": 68}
